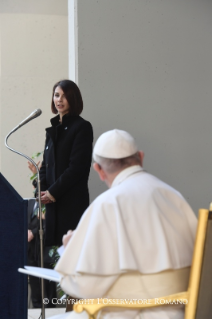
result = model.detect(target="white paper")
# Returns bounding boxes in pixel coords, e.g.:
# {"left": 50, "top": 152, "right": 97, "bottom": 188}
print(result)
{"left": 18, "top": 266, "right": 61, "bottom": 282}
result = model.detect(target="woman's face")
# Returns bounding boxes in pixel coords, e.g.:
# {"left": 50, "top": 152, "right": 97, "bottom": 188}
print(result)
{"left": 53, "top": 86, "right": 70, "bottom": 117}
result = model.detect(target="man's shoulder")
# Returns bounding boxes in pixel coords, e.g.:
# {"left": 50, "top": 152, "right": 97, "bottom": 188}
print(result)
{"left": 89, "top": 171, "right": 188, "bottom": 211}
{"left": 92, "top": 172, "right": 180, "bottom": 198}
{"left": 114, "top": 171, "right": 176, "bottom": 192}
{"left": 133, "top": 171, "right": 182, "bottom": 193}
{"left": 136, "top": 172, "right": 191, "bottom": 209}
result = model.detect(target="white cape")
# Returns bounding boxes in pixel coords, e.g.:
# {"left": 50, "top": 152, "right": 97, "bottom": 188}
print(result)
{"left": 56, "top": 168, "right": 197, "bottom": 276}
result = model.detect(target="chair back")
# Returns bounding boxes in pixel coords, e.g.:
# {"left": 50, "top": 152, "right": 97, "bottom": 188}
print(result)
{"left": 195, "top": 210, "right": 212, "bottom": 318}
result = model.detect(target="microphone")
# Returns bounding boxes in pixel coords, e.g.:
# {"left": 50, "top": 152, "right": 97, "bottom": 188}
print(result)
{"left": 5, "top": 108, "right": 43, "bottom": 164}
{"left": 8, "top": 109, "right": 42, "bottom": 134}
{"left": 5, "top": 108, "right": 42, "bottom": 147}
{"left": 17, "top": 109, "right": 42, "bottom": 131}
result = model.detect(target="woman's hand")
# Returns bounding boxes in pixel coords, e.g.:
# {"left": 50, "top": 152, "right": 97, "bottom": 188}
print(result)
{"left": 40, "top": 191, "right": 52, "bottom": 204}
{"left": 28, "top": 230, "right": 34, "bottom": 242}
{"left": 63, "top": 230, "right": 75, "bottom": 247}
{"left": 28, "top": 161, "right": 40, "bottom": 174}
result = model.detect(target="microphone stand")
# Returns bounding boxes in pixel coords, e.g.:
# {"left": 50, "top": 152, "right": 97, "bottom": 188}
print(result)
{"left": 5, "top": 117, "right": 45, "bottom": 319}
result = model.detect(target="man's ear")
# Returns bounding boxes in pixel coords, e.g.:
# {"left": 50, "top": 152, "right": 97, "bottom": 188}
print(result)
{"left": 138, "top": 151, "right": 144, "bottom": 166}
{"left": 93, "top": 163, "right": 107, "bottom": 181}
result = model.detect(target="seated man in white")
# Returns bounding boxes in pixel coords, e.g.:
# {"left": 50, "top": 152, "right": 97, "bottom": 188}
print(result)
{"left": 51, "top": 129, "right": 197, "bottom": 319}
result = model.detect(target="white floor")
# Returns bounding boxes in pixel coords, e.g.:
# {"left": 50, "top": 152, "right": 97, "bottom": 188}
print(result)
{"left": 28, "top": 308, "right": 66, "bottom": 319}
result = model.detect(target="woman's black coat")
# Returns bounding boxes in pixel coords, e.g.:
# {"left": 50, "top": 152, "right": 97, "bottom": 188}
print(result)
{"left": 39, "top": 113, "right": 93, "bottom": 246}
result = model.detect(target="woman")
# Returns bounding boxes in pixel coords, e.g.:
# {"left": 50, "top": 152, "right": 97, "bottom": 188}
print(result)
{"left": 40, "top": 80, "right": 93, "bottom": 246}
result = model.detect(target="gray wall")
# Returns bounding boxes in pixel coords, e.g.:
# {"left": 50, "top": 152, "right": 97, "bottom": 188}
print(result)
{"left": 75, "top": 0, "right": 212, "bottom": 214}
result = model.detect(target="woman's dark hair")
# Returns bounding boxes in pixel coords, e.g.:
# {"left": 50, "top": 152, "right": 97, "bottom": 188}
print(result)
{"left": 51, "top": 79, "right": 83, "bottom": 115}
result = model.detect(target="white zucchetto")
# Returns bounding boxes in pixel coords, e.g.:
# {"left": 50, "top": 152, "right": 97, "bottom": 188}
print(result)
{"left": 93, "top": 129, "right": 138, "bottom": 161}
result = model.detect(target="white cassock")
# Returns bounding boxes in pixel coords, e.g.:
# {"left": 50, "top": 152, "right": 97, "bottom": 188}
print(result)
{"left": 51, "top": 165, "right": 197, "bottom": 319}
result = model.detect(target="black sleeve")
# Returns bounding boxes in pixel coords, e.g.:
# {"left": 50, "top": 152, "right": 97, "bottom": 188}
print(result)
{"left": 39, "top": 134, "right": 48, "bottom": 191}
{"left": 48, "top": 121, "right": 93, "bottom": 200}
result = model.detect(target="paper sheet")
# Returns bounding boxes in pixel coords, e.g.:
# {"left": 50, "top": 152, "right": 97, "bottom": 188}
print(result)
{"left": 18, "top": 266, "right": 61, "bottom": 282}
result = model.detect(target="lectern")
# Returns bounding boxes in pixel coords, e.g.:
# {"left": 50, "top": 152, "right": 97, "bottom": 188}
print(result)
{"left": 0, "top": 173, "right": 28, "bottom": 319}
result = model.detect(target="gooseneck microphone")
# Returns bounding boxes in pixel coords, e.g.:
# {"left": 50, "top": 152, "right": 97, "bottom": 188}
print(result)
{"left": 5, "top": 109, "right": 42, "bottom": 161}
{"left": 5, "top": 109, "right": 46, "bottom": 319}
{"left": 5, "top": 108, "right": 42, "bottom": 166}
{"left": 10, "top": 109, "right": 42, "bottom": 134}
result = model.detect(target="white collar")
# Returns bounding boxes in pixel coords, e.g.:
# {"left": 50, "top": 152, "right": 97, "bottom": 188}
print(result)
{"left": 111, "top": 165, "right": 144, "bottom": 188}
